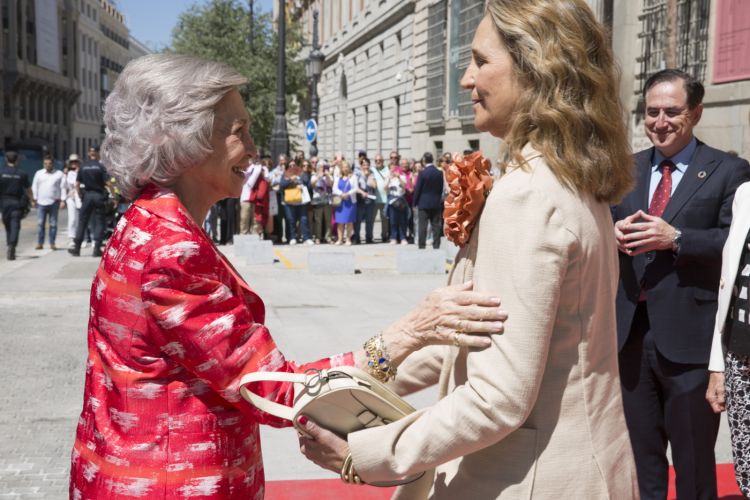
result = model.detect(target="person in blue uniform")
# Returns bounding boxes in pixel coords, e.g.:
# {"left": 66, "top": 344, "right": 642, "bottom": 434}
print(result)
{"left": 0, "top": 151, "right": 33, "bottom": 260}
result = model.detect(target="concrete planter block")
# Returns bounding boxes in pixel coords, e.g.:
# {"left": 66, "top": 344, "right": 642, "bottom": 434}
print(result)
{"left": 308, "top": 247, "right": 356, "bottom": 274}
{"left": 233, "top": 235, "right": 264, "bottom": 251}
{"left": 397, "top": 248, "right": 446, "bottom": 274}
{"left": 235, "top": 239, "right": 275, "bottom": 265}
{"left": 443, "top": 241, "right": 459, "bottom": 263}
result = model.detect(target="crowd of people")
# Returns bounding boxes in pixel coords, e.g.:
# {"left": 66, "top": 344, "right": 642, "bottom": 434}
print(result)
{"left": 209, "top": 148, "right": 464, "bottom": 249}
{"left": 2, "top": 142, "right": 458, "bottom": 262}
{"left": 3, "top": 0, "right": 750, "bottom": 497}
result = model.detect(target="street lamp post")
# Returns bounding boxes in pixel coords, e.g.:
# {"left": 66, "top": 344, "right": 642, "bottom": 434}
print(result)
{"left": 307, "top": 10, "right": 324, "bottom": 158}
{"left": 270, "top": 0, "right": 288, "bottom": 165}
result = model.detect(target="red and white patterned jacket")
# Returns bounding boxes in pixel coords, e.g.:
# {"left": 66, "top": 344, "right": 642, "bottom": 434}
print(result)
{"left": 70, "top": 185, "right": 352, "bottom": 499}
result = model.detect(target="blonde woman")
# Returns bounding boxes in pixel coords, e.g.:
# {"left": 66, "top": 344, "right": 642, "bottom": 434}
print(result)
{"left": 298, "top": 0, "right": 639, "bottom": 497}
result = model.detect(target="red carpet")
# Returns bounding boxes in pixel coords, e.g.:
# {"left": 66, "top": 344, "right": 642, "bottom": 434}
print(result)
{"left": 668, "top": 463, "right": 743, "bottom": 499}
{"left": 266, "top": 480, "right": 393, "bottom": 499}
{"left": 266, "top": 464, "right": 744, "bottom": 499}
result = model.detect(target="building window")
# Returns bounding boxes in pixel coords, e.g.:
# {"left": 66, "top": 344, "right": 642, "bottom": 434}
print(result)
{"left": 377, "top": 101, "right": 383, "bottom": 153}
{"left": 425, "top": 0, "right": 447, "bottom": 125}
{"left": 636, "top": 0, "right": 710, "bottom": 94}
{"left": 2, "top": 2, "right": 9, "bottom": 57}
{"left": 16, "top": 0, "right": 22, "bottom": 59}
{"left": 25, "top": 0, "right": 36, "bottom": 64}
{"left": 3, "top": 95, "right": 9, "bottom": 118}
{"left": 393, "top": 97, "right": 400, "bottom": 152}
{"left": 454, "top": 0, "right": 483, "bottom": 121}
{"left": 363, "top": 105, "right": 368, "bottom": 156}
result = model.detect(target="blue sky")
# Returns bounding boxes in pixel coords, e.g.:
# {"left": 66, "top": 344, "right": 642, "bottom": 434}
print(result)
{"left": 118, "top": 0, "right": 274, "bottom": 52}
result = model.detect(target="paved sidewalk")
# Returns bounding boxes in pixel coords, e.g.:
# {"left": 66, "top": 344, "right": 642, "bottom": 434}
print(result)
{"left": 0, "top": 210, "right": 736, "bottom": 498}
{"left": 0, "top": 216, "right": 447, "bottom": 498}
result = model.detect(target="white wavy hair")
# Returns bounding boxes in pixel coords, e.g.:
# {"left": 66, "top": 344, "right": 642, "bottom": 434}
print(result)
{"left": 101, "top": 53, "right": 248, "bottom": 200}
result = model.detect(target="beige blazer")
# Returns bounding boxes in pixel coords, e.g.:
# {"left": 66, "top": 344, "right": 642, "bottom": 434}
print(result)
{"left": 709, "top": 182, "right": 750, "bottom": 372}
{"left": 348, "top": 146, "right": 639, "bottom": 499}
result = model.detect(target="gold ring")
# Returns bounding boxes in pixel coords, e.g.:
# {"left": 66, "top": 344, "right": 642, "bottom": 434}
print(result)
{"left": 452, "top": 331, "right": 461, "bottom": 346}
{"left": 456, "top": 320, "right": 465, "bottom": 333}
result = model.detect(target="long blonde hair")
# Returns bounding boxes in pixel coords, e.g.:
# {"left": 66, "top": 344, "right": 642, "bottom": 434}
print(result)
{"left": 486, "top": 0, "right": 633, "bottom": 203}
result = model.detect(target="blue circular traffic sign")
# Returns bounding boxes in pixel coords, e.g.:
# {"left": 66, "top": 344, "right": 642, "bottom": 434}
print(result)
{"left": 305, "top": 119, "right": 318, "bottom": 142}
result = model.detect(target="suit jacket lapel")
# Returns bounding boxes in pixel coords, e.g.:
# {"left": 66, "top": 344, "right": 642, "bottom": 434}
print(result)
{"left": 636, "top": 151, "right": 653, "bottom": 213}
{"left": 662, "top": 142, "right": 718, "bottom": 223}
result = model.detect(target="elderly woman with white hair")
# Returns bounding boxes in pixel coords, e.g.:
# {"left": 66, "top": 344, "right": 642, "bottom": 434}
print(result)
{"left": 68, "top": 53, "right": 506, "bottom": 498}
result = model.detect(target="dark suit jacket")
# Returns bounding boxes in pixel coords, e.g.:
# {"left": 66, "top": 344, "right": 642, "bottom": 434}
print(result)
{"left": 413, "top": 164, "right": 444, "bottom": 210}
{"left": 613, "top": 140, "right": 750, "bottom": 364}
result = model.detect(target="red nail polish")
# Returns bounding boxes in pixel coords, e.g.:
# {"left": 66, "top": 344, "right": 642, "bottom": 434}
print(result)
{"left": 298, "top": 415, "right": 308, "bottom": 426}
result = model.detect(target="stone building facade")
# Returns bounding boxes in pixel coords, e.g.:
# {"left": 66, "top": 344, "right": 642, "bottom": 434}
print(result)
{"left": 0, "top": 0, "right": 149, "bottom": 161}
{"left": 0, "top": 0, "right": 79, "bottom": 159}
{"left": 297, "top": 0, "right": 748, "bottom": 163}
{"left": 71, "top": 0, "right": 102, "bottom": 155}
{"left": 613, "top": 0, "right": 750, "bottom": 158}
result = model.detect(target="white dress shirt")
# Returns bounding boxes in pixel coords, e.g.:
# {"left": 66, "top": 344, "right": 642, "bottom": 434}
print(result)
{"left": 32, "top": 168, "right": 64, "bottom": 206}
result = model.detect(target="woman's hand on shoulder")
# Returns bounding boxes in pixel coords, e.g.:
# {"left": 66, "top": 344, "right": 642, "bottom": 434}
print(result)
{"left": 381, "top": 281, "right": 507, "bottom": 364}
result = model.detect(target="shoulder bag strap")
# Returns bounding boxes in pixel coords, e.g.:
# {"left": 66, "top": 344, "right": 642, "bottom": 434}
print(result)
{"left": 239, "top": 370, "right": 309, "bottom": 422}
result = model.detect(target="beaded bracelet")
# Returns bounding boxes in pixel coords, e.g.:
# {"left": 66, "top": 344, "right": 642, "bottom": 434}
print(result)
{"left": 363, "top": 333, "right": 397, "bottom": 383}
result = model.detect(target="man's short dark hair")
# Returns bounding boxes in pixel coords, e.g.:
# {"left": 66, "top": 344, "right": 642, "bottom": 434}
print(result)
{"left": 643, "top": 69, "right": 705, "bottom": 109}
{"left": 43, "top": 154, "right": 53, "bottom": 162}
{"left": 422, "top": 152, "right": 434, "bottom": 165}
{"left": 5, "top": 151, "right": 18, "bottom": 164}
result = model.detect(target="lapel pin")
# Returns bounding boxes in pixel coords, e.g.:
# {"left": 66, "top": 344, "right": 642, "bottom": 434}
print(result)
{"left": 698, "top": 171, "right": 707, "bottom": 179}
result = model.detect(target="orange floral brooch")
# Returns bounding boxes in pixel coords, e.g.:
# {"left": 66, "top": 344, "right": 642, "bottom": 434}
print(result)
{"left": 443, "top": 152, "right": 494, "bottom": 247}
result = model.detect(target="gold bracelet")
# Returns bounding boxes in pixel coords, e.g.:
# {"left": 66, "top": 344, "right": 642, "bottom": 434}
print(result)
{"left": 340, "top": 453, "right": 353, "bottom": 483}
{"left": 340, "top": 453, "right": 363, "bottom": 484}
{"left": 363, "top": 333, "right": 397, "bottom": 383}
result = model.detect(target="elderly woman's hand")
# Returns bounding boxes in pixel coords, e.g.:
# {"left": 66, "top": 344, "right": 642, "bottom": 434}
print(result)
{"left": 380, "top": 281, "right": 506, "bottom": 366}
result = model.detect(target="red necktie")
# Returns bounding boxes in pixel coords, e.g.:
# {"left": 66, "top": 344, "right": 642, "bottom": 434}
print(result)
{"left": 648, "top": 160, "right": 674, "bottom": 217}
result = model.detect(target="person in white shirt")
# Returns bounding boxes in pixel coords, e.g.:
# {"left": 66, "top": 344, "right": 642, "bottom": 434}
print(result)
{"left": 31, "top": 155, "right": 65, "bottom": 250}
{"left": 61, "top": 154, "right": 82, "bottom": 248}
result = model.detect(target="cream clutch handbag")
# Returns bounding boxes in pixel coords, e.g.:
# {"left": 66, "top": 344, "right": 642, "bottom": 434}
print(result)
{"left": 239, "top": 366, "right": 424, "bottom": 487}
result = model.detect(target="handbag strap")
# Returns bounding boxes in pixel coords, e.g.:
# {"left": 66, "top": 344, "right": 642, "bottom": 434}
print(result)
{"left": 239, "top": 370, "right": 311, "bottom": 422}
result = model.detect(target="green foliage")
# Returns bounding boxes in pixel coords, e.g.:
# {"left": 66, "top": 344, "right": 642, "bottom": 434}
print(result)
{"left": 168, "top": 0, "right": 308, "bottom": 152}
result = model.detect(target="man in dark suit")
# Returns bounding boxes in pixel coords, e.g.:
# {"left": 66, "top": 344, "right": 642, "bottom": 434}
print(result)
{"left": 412, "top": 152, "right": 444, "bottom": 249}
{"left": 613, "top": 69, "right": 750, "bottom": 499}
